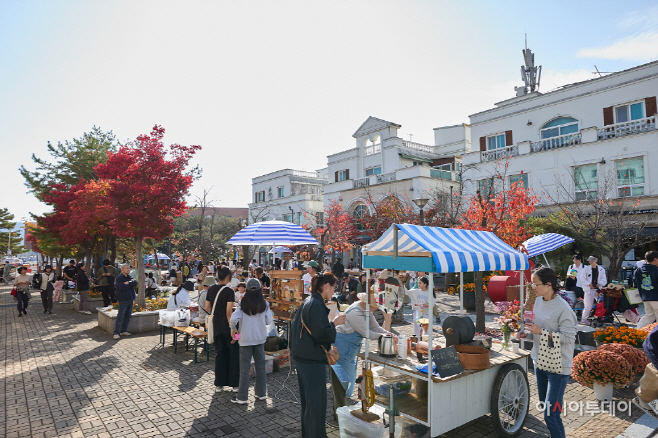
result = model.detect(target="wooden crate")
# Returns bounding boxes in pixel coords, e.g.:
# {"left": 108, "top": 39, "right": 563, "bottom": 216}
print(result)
{"left": 270, "top": 270, "right": 303, "bottom": 279}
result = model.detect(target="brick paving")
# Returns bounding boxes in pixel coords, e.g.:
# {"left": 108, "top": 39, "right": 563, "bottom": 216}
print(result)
{"left": 0, "top": 285, "right": 645, "bottom": 438}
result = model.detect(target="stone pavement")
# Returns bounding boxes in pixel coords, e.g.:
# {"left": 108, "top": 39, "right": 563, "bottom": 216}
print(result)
{"left": 0, "top": 285, "right": 648, "bottom": 438}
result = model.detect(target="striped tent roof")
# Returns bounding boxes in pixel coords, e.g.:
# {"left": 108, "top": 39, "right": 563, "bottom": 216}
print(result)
{"left": 227, "top": 221, "right": 318, "bottom": 246}
{"left": 522, "top": 233, "right": 574, "bottom": 257}
{"left": 364, "top": 224, "right": 528, "bottom": 273}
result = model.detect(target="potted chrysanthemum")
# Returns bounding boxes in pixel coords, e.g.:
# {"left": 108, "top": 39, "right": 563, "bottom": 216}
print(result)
{"left": 571, "top": 349, "right": 634, "bottom": 401}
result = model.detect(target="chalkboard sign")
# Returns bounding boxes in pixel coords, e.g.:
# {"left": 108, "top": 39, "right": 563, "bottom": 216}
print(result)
{"left": 431, "top": 346, "right": 465, "bottom": 378}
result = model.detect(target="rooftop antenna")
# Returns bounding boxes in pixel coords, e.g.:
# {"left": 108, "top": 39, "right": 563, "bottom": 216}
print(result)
{"left": 514, "top": 34, "right": 541, "bottom": 96}
{"left": 408, "top": 134, "right": 414, "bottom": 142}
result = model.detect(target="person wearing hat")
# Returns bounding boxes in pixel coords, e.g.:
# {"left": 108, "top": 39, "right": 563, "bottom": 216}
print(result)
{"left": 38, "top": 264, "right": 56, "bottom": 314}
{"left": 229, "top": 278, "right": 273, "bottom": 404}
{"left": 75, "top": 262, "right": 92, "bottom": 315}
{"left": 302, "top": 260, "right": 319, "bottom": 295}
{"left": 167, "top": 280, "right": 194, "bottom": 311}
{"left": 578, "top": 255, "right": 607, "bottom": 325}
{"left": 113, "top": 264, "right": 138, "bottom": 339}
{"left": 636, "top": 251, "right": 658, "bottom": 329}
{"left": 197, "top": 276, "right": 216, "bottom": 324}
{"left": 331, "top": 291, "right": 396, "bottom": 411}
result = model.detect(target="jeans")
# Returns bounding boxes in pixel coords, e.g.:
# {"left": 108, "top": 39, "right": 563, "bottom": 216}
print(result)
{"left": 295, "top": 360, "right": 328, "bottom": 438}
{"left": 331, "top": 330, "right": 363, "bottom": 397}
{"left": 535, "top": 367, "right": 570, "bottom": 438}
{"left": 16, "top": 290, "right": 29, "bottom": 314}
{"left": 237, "top": 344, "right": 267, "bottom": 401}
{"left": 114, "top": 300, "right": 133, "bottom": 334}
{"left": 40, "top": 290, "right": 53, "bottom": 312}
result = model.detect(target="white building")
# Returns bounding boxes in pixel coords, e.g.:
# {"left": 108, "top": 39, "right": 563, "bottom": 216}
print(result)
{"left": 323, "top": 116, "right": 469, "bottom": 221}
{"left": 248, "top": 168, "right": 328, "bottom": 226}
{"left": 462, "top": 60, "right": 658, "bottom": 225}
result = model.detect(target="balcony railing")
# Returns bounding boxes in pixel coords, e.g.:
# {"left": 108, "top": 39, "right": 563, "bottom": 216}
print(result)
{"left": 480, "top": 145, "right": 519, "bottom": 162}
{"left": 430, "top": 169, "right": 460, "bottom": 181}
{"left": 598, "top": 115, "right": 656, "bottom": 140}
{"left": 353, "top": 177, "right": 370, "bottom": 189}
{"left": 364, "top": 143, "right": 381, "bottom": 156}
{"left": 402, "top": 140, "right": 433, "bottom": 153}
{"left": 376, "top": 172, "right": 396, "bottom": 184}
{"left": 291, "top": 170, "right": 327, "bottom": 180}
{"left": 531, "top": 132, "right": 582, "bottom": 152}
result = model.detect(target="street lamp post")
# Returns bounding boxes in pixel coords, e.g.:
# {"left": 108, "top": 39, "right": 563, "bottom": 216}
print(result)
{"left": 413, "top": 198, "right": 429, "bottom": 226}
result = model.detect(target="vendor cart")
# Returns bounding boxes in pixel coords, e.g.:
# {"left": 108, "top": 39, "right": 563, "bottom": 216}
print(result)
{"left": 360, "top": 224, "right": 530, "bottom": 437}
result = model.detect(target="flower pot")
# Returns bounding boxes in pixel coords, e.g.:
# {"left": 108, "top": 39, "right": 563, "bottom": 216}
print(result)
{"left": 593, "top": 382, "right": 613, "bottom": 401}
{"left": 460, "top": 290, "right": 476, "bottom": 311}
{"left": 595, "top": 340, "right": 603, "bottom": 347}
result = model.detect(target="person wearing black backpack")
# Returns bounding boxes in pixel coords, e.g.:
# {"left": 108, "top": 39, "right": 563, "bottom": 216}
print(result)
{"left": 565, "top": 255, "right": 585, "bottom": 299}
{"left": 96, "top": 260, "right": 118, "bottom": 307}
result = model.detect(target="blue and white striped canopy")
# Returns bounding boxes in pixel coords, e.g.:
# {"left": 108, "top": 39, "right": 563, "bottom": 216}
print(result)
{"left": 269, "top": 246, "right": 293, "bottom": 254}
{"left": 364, "top": 224, "right": 528, "bottom": 273}
{"left": 227, "top": 221, "right": 318, "bottom": 246}
{"left": 522, "top": 233, "right": 574, "bottom": 257}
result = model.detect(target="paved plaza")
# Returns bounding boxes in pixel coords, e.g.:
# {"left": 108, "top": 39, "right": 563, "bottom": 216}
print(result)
{"left": 0, "top": 286, "right": 650, "bottom": 438}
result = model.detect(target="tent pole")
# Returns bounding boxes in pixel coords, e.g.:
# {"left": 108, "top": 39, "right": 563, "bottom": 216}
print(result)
{"left": 460, "top": 272, "right": 464, "bottom": 315}
{"left": 542, "top": 253, "right": 550, "bottom": 268}
{"left": 520, "top": 270, "right": 525, "bottom": 333}
{"left": 365, "top": 268, "right": 370, "bottom": 364}
{"left": 427, "top": 271, "right": 434, "bottom": 432}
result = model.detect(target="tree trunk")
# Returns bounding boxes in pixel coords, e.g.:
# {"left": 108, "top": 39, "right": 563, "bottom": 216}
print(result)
{"left": 474, "top": 271, "right": 485, "bottom": 333}
{"left": 241, "top": 245, "right": 251, "bottom": 270}
{"left": 110, "top": 235, "right": 117, "bottom": 265}
{"left": 56, "top": 256, "right": 64, "bottom": 277}
{"left": 85, "top": 243, "right": 94, "bottom": 270}
{"left": 135, "top": 236, "right": 146, "bottom": 308}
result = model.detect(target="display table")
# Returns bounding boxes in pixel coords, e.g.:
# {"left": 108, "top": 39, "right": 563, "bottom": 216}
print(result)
{"left": 358, "top": 339, "right": 530, "bottom": 436}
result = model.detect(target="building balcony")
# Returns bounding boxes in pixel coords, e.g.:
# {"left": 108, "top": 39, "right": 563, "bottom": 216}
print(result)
{"left": 401, "top": 140, "right": 434, "bottom": 153}
{"left": 364, "top": 143, "right": 381, "bottom": 156}
{"left": 531, "top": 132, "right": 581, "bottom": 152}
{"left": 597, "top": 115, "right": 656, "bottom": 140}
{"left": 480, "top": 145, "right": 519, "bottom": 162}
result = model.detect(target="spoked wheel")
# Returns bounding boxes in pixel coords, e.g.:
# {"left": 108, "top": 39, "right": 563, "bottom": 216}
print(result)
{"left": 490, "top": 363, "right": 529, "bottom": 437}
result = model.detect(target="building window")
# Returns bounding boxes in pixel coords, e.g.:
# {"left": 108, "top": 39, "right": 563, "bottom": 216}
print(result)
{"left": 338, "top": 170, "right": 348, "bottom": 182}
{"left": 255, "top": 191, "right": 265, "bottom": 203}
{"left": 315, "top": 212, "right": 324, "bottom": 226}
{"left": 617, "top": 157, "right": 645, "bottom": 197}
{"left": 574, "top": 164, "right": 598, "bottom": 201}
{"left": 365, "top": 166, "right": 382, "bottom": 176}
{"left": 541, "top": 117, "right": 579, "bottom": 139}
{"left": 353, "top": 204, "right": 368, "bottom": 231}
{"left": 435, "top": 163, "right": 452, "bottom": 171}
{"left": 277, "top": 186, "right": 284, "bottom": 198}
{"left": 487, "top": 133, "right": 506, "bottom": 150}
{"left": 283, "top": 213, "right": 293, "bottom": 222}
{"left": 510, "top": 173, "right": 528, "bottom": 188}
{"left": 477, "top": 179, "right": 493, "bottom": 197}
{"left": 615, "top": 101, "right": 645, "bottom": 123}
{"left": 297, "top": 212, "right": 302, "bottom": 224}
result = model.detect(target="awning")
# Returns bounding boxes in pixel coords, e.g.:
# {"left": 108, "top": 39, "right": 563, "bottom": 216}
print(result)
{"left": 363, "top": 224, "right": 528, "bottom": 273}
{"left": 399, "top": 153, "right": 433, "bottom": 164}
{"left": 522, "top": 233, "right": 574, "bottom": 257}
{"left": 227, "top": 221, "right": 318, "bottom": 246}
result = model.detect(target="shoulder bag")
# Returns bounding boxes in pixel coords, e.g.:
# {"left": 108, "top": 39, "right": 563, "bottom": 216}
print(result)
{"left": 300, "top": 304, "right": 340, "bottom": 365}
{"left": 206, "top": 286, "right": 224, "bottom": 344}
{"left": 536, "top": 329, "right": 562, "bottom": 374}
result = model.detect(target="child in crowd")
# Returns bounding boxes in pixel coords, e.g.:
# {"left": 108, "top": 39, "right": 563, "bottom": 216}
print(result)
{"left": 235, "top": 282, "right": 246, "bottom": 303}
{"left": 53, "top": 275, "right": 65, "bottom": 303}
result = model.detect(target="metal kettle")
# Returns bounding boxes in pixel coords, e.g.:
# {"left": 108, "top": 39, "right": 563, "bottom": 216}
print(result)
{"left": 378, "top": 334, "right": 397, "bottom": 358}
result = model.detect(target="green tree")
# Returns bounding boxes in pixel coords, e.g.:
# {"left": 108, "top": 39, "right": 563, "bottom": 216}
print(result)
{"left": 0, "top": 208, "right": 25, "bottom": 255}
{"left": 19, "top": 126, "right": 118, "bottom": 201}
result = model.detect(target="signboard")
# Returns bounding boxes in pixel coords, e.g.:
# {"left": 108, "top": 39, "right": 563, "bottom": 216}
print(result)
{"left": 431, "top": 346, "right": 465, "bottom": 378}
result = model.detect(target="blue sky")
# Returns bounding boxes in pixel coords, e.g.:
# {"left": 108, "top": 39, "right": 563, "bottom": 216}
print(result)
{"left": 2, "top": 0, "right": 657, "bottom": 221}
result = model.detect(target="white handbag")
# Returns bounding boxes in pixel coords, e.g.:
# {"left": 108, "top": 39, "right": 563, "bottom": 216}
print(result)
{"left": 536, "top": 329, "right": 562, "bottom": 374}
{"left": 206, "top": 287, "right": 222, "bottom": 344}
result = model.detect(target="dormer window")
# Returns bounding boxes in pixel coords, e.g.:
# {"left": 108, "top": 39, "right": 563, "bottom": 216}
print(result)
{"left": 541, "top": 117, "right": 578, "bottom": 139}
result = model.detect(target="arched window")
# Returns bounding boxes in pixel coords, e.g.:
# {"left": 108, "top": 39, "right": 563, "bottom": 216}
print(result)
{"left": 541, "top": 117, "right": 578, "bottom": 139}
{"left": 352, "top": 204, "right": 368, "bottom": 230}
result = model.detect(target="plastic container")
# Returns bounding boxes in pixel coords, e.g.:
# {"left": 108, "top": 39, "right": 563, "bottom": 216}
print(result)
{"left": 375, "top": 380, "right": 411, "bottom": 398}
{"left": 248, "top": 355, "right": 274, "bottom": 378}
{"left": 337, "top": 404, "right": 404, "bottom": 438}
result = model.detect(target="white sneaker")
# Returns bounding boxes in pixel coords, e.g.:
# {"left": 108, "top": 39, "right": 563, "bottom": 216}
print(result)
{"left": 256, "top": 395, "right": 267, "bottom": 401}
{"left": 224, "top": 386, "right": 238, "bottom": 392}
{"left": 113, "top": 334, "right": 120, "bottom": 340}
{"left": 84, "top": 311, "right": 92, "bottom": 315}
{"left": 649, "top": 400, "right": 658, "bottom": 417}
{"left": 215, "top": 386, "right": 223, "bottom": 393}
{"left": 633, "top": 397, "right": 658, "bottom": 419}
{"left": 120, "top": 332, "right": 132, "bottom": 336}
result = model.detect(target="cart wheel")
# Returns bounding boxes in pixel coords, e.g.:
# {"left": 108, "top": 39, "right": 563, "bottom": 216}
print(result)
{"left": 490, "top": 363, "right": 529, "bottom": 437}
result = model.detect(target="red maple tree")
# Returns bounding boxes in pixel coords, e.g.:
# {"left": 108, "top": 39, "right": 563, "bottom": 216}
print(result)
{"left": 355, "top": 192, "right": 418, "bottom": 242}
{"left": 95, "top": 125, "right": 201, "bottom": 306}
{"left": 305, "top": 200, "right": 358, "bottom": 262}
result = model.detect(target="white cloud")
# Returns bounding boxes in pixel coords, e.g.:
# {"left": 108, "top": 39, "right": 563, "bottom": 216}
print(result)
{"left": 576, "top": 32, "right": 658, "bottom": 62}
{"left": 540, "top": 69, "right": 597, "bottom": 93}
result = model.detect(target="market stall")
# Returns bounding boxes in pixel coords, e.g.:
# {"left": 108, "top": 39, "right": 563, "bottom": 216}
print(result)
{"left": 355, "top": 224, "right": 530, "bottom": 437}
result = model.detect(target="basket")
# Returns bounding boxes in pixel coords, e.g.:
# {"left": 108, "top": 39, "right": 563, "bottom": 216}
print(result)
{"left": 454, "top": 345, "right": 490, "bottom": 370}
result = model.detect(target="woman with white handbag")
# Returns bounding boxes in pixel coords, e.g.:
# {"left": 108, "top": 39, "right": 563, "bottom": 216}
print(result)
{"left": 518, "top": 267, "right": 577, "bottom": 438}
